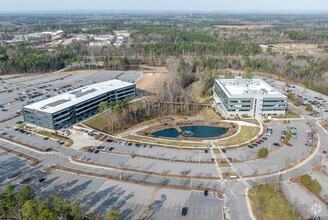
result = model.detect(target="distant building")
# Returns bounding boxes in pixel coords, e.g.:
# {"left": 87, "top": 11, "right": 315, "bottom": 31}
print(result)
{"left": 93, "top": 34, "right": 114, "bottom": 42}
{"left": 23, "top": 79, "right": 136, "bottom": 130}
{"left": 213, "top": 78, "right": 287, "bottom": 118}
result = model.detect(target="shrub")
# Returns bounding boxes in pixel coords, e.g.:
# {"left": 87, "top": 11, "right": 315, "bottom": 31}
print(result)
{"left": 257, "top": 147, "right": 268, "bottom": 158}
{"left": 301, "top": 174, "right": 322, "bottom": 194}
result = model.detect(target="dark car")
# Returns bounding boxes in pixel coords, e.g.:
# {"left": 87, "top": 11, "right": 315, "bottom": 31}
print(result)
{"left": 204, "top": 190, "right": 209, "bottom": 196}
{"left": 252, "top": 143, "right": 258, "bottom": 147}
{"left": 94, "top": 150, "right": 99, "bottom": 154}
{"left": 204, "top": 149, "right": 208, "bottom": 153}
{"left": 222, "top": 149, "right": 226, "bottom": 153}
{"left": 130, "top": 154, "right": 135, "bottom": 159}
{"left": 45, "top": 148, "right": 52, "bottom": 152}
{"left": 273, "top": 143, "right": 280, "bottom": 146}
{"left": 38, "top": 178, "right": 46, "bottom": 183}
{"left": 248, "top": 145, "right": 254, "bottom": 149}
{"left": 181, "top": 207, "right": 188, "bottom": 216}
{"left": 43, "top": 137, "right": 49, "bottom": 140}
{"left": 323, "top": 151, "right": 327, "bottom": 154}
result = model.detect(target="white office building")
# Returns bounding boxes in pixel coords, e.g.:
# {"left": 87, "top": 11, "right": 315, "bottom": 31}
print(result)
{"left": 213, "top": 78, "right": 287, "bottom": 118}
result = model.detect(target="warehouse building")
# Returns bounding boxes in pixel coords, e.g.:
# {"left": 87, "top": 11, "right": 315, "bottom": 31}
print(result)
{"left": 23, "top": 79, "right": 136, "bottom": 130}
{"left": 213, "top": 78, "right": 287, "bottom": 118}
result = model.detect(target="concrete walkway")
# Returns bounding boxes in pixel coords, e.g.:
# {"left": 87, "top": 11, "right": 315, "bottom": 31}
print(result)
{"left": 69, "top": 133, "right": 103, "bottom": 150}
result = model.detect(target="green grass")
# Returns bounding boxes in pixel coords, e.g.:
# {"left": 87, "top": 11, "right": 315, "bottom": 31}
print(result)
{"left": 203, "top": 108, "right": 222, "bottom": 121}
{"left": 212, "top": 148, "right": 221, "bottom": 154}
{"left": 124, "top": 135, "right": 208, "bottom": 147}
{"left": 216, "top": 158, "right": 231, "bottom": 167}
{"left": 37, "top": 130, "right": 73, "bottom": 147}
{"left": 222, "top": 172, "right": 238, "bottom": 179}
{"left": 271, "top": 109, "right": 301, "bottom": 119}
{"left": 248, "top": 184, "right": 304, "bottom": 220}
{"left": 217, "top": 126, "right": 260, "bottom": 146}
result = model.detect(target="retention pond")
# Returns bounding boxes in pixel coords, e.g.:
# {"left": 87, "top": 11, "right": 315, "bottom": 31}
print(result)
{"left": 152, "top": 126, "right": 228, "bottom": 138}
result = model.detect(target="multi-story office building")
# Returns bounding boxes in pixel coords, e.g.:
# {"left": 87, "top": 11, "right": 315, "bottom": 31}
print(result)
{"left": 213, "top": 78, "right": 287, "bottom": 118}
{"left": 23, "top": 79, "right": 136, "bottom": 130}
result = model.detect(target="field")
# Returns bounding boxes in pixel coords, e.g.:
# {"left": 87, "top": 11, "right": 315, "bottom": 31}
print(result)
{"left": 135, "top": 65, "right": 169, "bottom": 94}
{"left": 248, "top": 184, "right": 304, "bottom": 220}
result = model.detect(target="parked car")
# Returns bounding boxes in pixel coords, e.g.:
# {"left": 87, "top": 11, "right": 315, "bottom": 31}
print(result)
{"left": 248, "top": 145, "right": 254, "bottom": 149}
{"left": 287, "top": 143, "right": 293, "bottom": 147}
{"left": 204, "top": 190, "right": 209, "bottom": 197}
{"left": 181, "top": 207, "right": 188, "bottom": 216}
{"left": 273, "top": 143, "right": 280, "bottom": 146}
{"left": 45, "top": 148, "right": 52, "bottom": 152}
{"left": 281, "top": 129, "right": 287, "bottom": 135}
{"left": 38, "top": 178, "right": 46, "bottom": 183}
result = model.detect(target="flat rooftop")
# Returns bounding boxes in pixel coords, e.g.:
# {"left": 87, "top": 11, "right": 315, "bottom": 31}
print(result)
{"left": 216, "top": 78, "right": 286, "bottom": 99}
{"left": 24, "top": 79, "right": 134, "bottom": 114}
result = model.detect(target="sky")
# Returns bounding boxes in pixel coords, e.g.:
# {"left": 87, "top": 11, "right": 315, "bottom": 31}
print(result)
{"left": 3, "top": 0, "right": 328, "bottom": 11}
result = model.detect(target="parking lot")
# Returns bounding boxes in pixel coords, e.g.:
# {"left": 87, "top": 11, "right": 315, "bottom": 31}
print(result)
{"left": 0, "top": 71, "right": 141, "bottom": 122}
{"left": 100, "top": 141, "right": 213, "bottom": 162}
{"left": 232, "top": 120, "right": 312, "bottom": 176}
{"left": 79, "top": 149, "right": 218, "bottom": 177}
{"left": 0, "top": 71, "right": 327, "bottom": 219}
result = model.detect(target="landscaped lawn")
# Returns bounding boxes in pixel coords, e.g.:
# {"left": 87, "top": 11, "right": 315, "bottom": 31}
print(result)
{"left": 37, "top": 130, "right": 73, "bottom": 147}
{"left": 216, "top": 158, "right": 230, "bottom": 167}
{"left": 124, "top": 135, "right": 208, "bottom": 147}
{"left": 248, "top": 184, "right": 304, "bottom": 220}
{"left": 217, "top": 126, "right": 260, "bottom": 146}
{"left": 271, "top": 109, "right": 301, "bottom": 119}
{"left": 204, "top": 108, "right": 222, "bottom": 121}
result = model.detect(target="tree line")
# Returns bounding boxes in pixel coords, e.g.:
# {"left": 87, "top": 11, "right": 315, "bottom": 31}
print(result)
{"left": 0, "top": 185, "right": 122, "bottom": 220}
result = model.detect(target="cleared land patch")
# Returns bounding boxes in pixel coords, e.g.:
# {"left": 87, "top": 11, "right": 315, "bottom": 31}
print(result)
{"left": 214, "top": 24, "right": 275, "bottom": 29}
